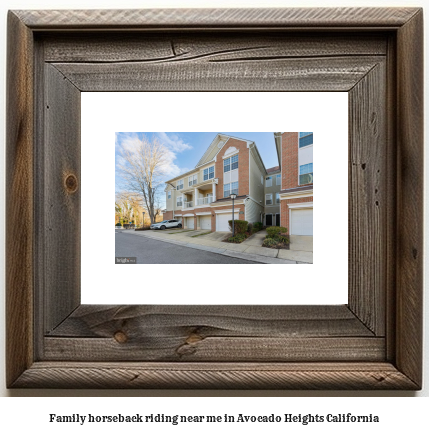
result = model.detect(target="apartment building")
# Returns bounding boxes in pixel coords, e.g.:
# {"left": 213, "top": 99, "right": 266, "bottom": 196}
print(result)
{"left": 263, "top": 166, "right": 281, "bottom": 226}
{"left": 163, "top": 132, "right": 313, "bottom": 235}
{"left": 274, "top": 132, "right": 313, "bottom": 235}
{"left": 163, "top": 134, "right": 267, "bottom": 232}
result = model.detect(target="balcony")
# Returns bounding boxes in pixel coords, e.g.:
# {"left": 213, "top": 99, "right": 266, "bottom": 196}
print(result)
{"left": 197, "top": 196, "right": 213, "bottom": 206}
{"left": 184, "top": 201, "right": 193, "bottom": 209}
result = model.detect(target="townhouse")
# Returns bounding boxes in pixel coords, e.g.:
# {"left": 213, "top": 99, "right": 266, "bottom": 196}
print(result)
{"left": 163, "top": 132, "right": 313, "bottom": 236}
{"left": 274, "top": 132, "right": 313, "bottom": 235}
{"left": 163, "top": 134, "right": 267, "bottom": 232}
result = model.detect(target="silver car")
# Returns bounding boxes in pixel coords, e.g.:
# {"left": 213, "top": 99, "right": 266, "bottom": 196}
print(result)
{"left": 150, "top": 219, "right": 182, "bottom": 230}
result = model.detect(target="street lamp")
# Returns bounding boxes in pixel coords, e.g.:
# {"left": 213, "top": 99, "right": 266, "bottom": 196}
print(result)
{"left": 142, "top": 211, "right": 145, "bottom": 228}
{"left": 230, "top": 193, "right": 237, "bottom": 236}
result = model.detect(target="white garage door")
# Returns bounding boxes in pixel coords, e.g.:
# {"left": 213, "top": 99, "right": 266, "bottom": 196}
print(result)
{"left": 200, "top": 216, "right": 211, "bottom": 230}
{"left": 186, "top": 217, "right": 194, "bottom": 229}
{"left": 291, "top": 209, "right": 313, "bottom": 235}
{"left": 216, "top": 213, "right": 239, "bottom": 232}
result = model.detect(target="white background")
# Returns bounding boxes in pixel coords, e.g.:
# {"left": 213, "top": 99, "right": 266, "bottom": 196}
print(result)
{"left": 0, "top": 0, "right": 427, "bottom": 420}
{"left": 82, "top": 92, "right": 348, "bottom": 305}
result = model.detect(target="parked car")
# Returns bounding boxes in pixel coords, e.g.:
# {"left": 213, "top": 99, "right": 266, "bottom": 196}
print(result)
{"left": 150, "top": 219, "right": 182, "bottom": 230}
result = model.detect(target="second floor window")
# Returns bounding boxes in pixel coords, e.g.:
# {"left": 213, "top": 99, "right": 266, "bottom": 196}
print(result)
{"left": 203, "top": 166, "right": 215, "bottom": 181}
{"left": 167, "top": 191, "right": 171, "bottom": 199}
{"left": 276, "top": 174, "right": 281, "bottom": 185}
{"left": 188, "top": 174, "right": 197, "bottom": 186}
{"left": 276, "top": 192, "right": 280, "bottom": 204}
{"left": 224, "top": 154, "right": 238, "bottom": 173}
{"left": 299, "top": 132, "right": 313, "bottom": 148}
{"left": 176, "top": 196, "right": 183, "bottom": 207}
{"left": 266, "top": 176, "right": 272, "bottom": 187}
{"left": 265, "top": 194, "right": 273, "bottom": 205}
{"left": 299, "top": 163, "right": 313, "bottom": 185}
{"left": 224, "top": 181, "right": 238, "bottom": 198}
{"left": 176, "top": 179, "right": 184, "bottom": 190}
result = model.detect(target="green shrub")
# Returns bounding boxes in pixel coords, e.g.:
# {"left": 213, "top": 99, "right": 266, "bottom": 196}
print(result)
{"left": 253, "top": 222, "right": 263, "bottom": 232}
{"left": 247, "top": 222, "right": 253, "bottom": 234}
{"left": 228, "top": 219, "right": 248, "bottom": 234}
{"left": 263, "top": 237, "right": 277, "bottom": 247}
{"left": 278, "top": 234, "right": 289, "bottom": 244}
{"left": 227, "top": 233, "right": 247, "bottom": 243}
{"left": 266, "top": 226, "right": 288, "bottom": 238}
{"left": 115, "top": 222, "right": 122, "bottom": 227}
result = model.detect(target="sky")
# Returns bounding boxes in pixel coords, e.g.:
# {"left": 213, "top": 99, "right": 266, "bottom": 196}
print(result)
{"left": 115, "top": 132, "right": 280, "bottom": 195}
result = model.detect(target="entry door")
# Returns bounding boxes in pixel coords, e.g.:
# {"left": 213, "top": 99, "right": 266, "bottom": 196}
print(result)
{"left": 275, "top": 213, "right": 280, "bottom": 226}
{"left": 266, "top": 214, "right": 273, "bottom": 226}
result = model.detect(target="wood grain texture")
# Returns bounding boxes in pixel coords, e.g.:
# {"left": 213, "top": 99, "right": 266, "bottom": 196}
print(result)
{"left": 14, "top": 8, "right": 420, "bottom": 29}
{"left": 348, "top": 61, "right": 386, "bottom": 336}
{"left": 42, "top": 33, "right": 388, "bottom": 63}
{"left": 395, "top": 10, "right": 423, "bottom": 387}
{"left": 44, "top": 64, "right": 81, "bottom": 333}
{"left": 11, "top": 362, "right": 419, "bottom": 390}
{"left": 44, "top": 337, "right": 385, "bottom": 362}
{"left": 52, "top": 56, "right": 383, "bottom": 92}
{"left": 6, "top": 8, "right": 424, "bottom": 390}
{"left": 6, "top": 11, "right": 35, "bottom": 388}
{"left": 47, "top": 305, "right": 375, "bottom": 338}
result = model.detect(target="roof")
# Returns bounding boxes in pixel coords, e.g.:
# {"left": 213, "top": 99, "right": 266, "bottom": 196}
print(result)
{"left": 266, "top": 166, "right": 280, "bottom": 174}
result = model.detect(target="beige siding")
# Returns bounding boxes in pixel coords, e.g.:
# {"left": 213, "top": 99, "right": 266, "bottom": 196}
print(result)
{"left": 264, "top": 171, "right": 281, "bottom": 217}
{"left": 249, "top": 148, "right": 265, "bottom": 205}
{"left": 245, "top": 198, "right": 264, "bottom": 225}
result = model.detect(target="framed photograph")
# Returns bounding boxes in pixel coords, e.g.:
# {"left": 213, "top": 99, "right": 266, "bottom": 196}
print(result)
{"left": 6, "top": 7, "right": 423, "bottom": 389}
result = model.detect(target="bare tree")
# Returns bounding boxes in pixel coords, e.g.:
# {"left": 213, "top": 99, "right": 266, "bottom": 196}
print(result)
{"left": 117, "top": 136, "right": 169, "bottom": 224}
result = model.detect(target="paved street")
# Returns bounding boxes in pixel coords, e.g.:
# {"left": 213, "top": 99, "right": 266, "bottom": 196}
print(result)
{"left": 115, "top": 231, "right": 261, "bottom": 264}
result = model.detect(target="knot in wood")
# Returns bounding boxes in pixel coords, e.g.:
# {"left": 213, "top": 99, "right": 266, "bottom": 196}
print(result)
{"left": 114, "top": 331, "right": 128, "bottom": 343}
{"left": 65, "top": 174, "right": 78, "bottom": 193}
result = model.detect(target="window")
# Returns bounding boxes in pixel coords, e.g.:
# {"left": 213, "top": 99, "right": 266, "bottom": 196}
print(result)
{"left": 265, "top": 194, "right": 273, "bottom": 205}
{"left": 167, "top": 191, "right": 171, "bottom": 199}
{"left": 224, "top": 181, "right": 238, "bottom": 198}
{"left": 176, "top": 179, "right": 183, "bottom": 190}
{"left": 203, "top": 166, "right": 215, "bottom": 181}
{"left": 224, "top": 154, "right": 238, "bottom": 173}
{"left": 261, "top": 175, "right": 263, "bottom": 185}
{"left": 299, "top": 132, "right": 313, "bottom": 148}
{"left": 299, "top": 163, "right": 313, "bottom": 185}
{"left": 176, "top": 196, "right": 183, "bottom": 207}
{"left": 276, "top": 192, "right": 280, "bottom": 204}
{"left": 188, "top": 174, "right": 197, "bottom": 186}
{"left": 266, "top": 176, "right": 272, "bottom": 187}
{"left": 276, "top": 174, "right": 281, "bottom": 185}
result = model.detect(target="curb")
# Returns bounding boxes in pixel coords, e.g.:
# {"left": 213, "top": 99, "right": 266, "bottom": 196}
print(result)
{"left": 118, "top": 230, "right": 309, "bottom": 264}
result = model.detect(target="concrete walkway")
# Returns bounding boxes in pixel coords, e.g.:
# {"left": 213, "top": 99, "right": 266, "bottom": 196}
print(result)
{"left": 120, "top": 229, "right": 312, "bottom": 264}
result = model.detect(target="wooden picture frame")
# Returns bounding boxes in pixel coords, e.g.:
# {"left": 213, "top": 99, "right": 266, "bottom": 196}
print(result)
{"left": 6, "top": 8, "right": 423, "bottom": 389}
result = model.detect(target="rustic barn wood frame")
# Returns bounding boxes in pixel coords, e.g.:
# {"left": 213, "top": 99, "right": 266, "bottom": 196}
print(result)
{"left": 6, "top": 8, "right": 423, "bottom": 390}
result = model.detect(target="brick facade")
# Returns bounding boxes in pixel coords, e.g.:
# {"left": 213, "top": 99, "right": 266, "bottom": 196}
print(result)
{"left": 162, "top": 210, "right": 173, "bottom": 220}
{"left": 215, "top": 138, "right": 249, "bottom": 200}
{"left": 281, "top": 132, "right": 299, "bottom": 190}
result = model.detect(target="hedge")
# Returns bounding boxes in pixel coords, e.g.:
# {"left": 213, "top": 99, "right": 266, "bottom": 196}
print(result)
{"left": 228, "top": 219, "right": 248, "bottom": 234}
{"left": 266, "top": 226, "right": 288, "bottom": 238}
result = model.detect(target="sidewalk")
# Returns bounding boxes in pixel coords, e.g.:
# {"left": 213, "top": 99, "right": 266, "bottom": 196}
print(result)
{"left": 120, "top": 229, "right": 312, "bottom": 264}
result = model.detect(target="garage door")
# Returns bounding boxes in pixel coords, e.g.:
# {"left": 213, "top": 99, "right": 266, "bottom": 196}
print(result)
{"left": 200, "top": 216, "right": 211, "bottom": 230}
{"left": 186, "top": 217, "right": 194, "bottom": 229}
{"left": 216, "top": 212, "right": 239, "bottom": 232}
{"left": 291, "top": 209, "right": 313, "bottom": 235}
